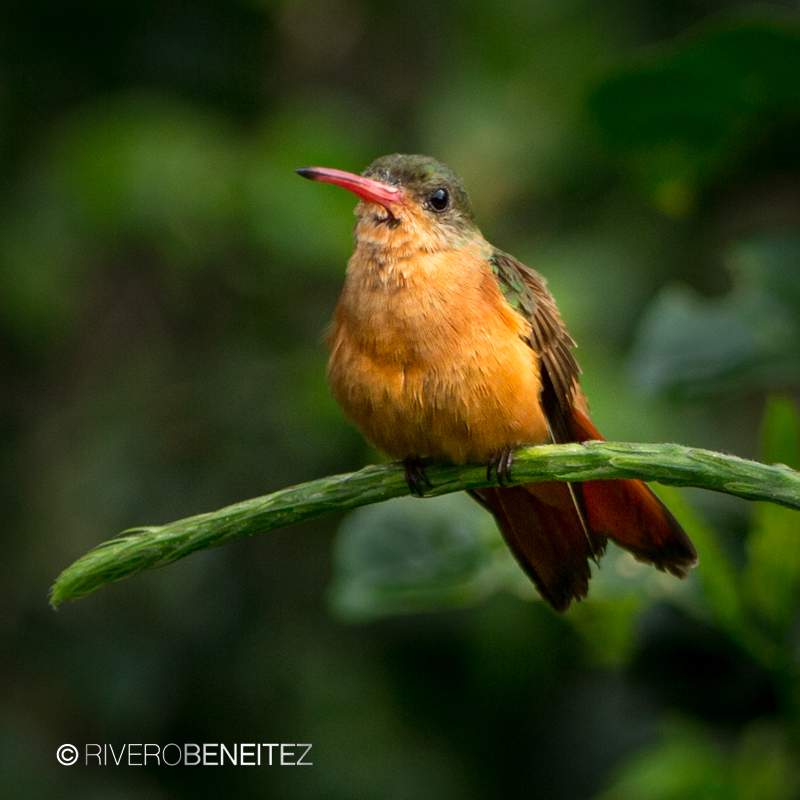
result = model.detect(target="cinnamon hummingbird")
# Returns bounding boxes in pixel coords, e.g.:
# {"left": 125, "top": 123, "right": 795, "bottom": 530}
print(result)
{"left": 297, "top": 153, "right": 698, "bottom": 611}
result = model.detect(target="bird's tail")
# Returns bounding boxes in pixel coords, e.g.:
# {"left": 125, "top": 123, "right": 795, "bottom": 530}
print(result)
{"left": 472, "top": 410, "right": 697, "bottom": 612}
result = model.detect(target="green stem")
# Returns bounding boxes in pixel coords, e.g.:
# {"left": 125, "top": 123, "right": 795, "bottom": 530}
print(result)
{"left": 50, "top": 441, "right": 800, "bottom": 607}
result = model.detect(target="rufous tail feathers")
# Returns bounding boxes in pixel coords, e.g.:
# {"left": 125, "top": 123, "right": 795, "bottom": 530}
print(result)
{"left": 472, "top": 409, "right": 698, "bottom": 612}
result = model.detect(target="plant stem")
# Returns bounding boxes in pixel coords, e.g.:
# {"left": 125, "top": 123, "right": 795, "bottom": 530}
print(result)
{"left": 50, "top": 441, "right": 800, "bottom": 607}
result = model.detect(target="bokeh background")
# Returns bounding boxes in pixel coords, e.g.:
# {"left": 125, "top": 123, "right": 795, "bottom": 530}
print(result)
{"left": 4, "top": 1, "right": 800, "bottom": 797}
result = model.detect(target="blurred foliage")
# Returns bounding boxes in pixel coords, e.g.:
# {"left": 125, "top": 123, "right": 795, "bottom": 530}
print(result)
{"left": 593, "top": 398, "right": 800, "bottom": 798}
{"left": 630, "top": 235, "right": 800, "bottom": 396}
{"left": 598, "top": 721, "right": 800, "bottom": 800}
{"left": 3, "top": 1, "right": 800, "bottom": 798}
{"left": 329, "top": 494, "right": 536, "bottom": 620}
{"left": 592, "top": 15, "right": 800, "bottom": 216}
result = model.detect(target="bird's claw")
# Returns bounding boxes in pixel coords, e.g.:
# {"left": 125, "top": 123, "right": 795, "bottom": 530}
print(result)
{"left": 403, "top": 457, "right": 432, "bottom": 497}
{"left": 487, "top": 449, "right": 515, "bottom": 486}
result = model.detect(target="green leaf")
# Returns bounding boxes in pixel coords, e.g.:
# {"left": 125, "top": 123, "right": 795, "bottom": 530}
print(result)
{"left": 328, "top": 494, "right": 531, "bottom": 621}
{"left": 629, "top": 235, "right": 800, "bottom": 397}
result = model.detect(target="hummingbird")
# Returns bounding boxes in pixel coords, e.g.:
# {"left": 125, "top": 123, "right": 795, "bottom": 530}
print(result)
{"left": 297, "top": 153, "right": 698, "bottom": 611}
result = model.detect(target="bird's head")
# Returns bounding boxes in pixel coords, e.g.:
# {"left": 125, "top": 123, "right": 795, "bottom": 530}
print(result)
{"left": 297, "top": 153, "right": 481, "bottom": 257}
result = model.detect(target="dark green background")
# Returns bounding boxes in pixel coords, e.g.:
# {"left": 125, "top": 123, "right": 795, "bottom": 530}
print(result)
{"left": 3, "top": 1, "right": 800, "bottom": 797}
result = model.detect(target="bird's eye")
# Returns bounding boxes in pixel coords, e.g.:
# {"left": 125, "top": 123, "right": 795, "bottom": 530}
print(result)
{"left": 429, "top": 188, "right": 449, "bottom": 212}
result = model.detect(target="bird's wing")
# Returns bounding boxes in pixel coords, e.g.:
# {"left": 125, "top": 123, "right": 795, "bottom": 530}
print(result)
{"left": 480, "top": 250, "right": 697, "bottom": 612}
{"left": 489, "top": 250, "right": 582, "bottom": 445}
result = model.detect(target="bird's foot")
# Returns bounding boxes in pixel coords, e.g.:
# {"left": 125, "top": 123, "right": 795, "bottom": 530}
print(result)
{"left": 403, "top": 457, "right": 432, "bottom": 497}
{"left": 487, "top": 449, "right": 515, "bottom": 486}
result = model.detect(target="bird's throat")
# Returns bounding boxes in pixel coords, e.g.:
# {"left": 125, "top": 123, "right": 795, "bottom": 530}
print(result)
{"left": 352, "top": 201, "right": 484, "bottom": 272}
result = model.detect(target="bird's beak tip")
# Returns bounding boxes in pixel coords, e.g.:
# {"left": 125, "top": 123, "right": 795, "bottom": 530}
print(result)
{"left": 294, "top": 165, "right": 402, "bottom": 209}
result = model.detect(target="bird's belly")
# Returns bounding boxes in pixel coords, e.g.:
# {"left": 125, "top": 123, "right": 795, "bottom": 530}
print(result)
{"left": 327, "top": 325, "right": 549, "bottom": 463}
